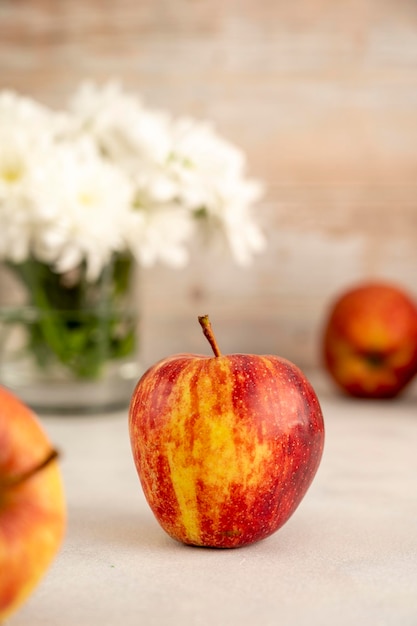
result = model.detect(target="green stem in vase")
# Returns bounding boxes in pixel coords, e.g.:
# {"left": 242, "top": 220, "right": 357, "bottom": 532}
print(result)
{"left": 7, "top": 255, "right": 137, "bottom": 380}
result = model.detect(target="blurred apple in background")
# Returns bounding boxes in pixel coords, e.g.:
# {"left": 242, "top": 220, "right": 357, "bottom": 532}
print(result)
{"left": 129, "top": 315, "right": 324, "bottom": 549}
{"left": 0, "top": 386, "right": 66, "bottom": 622}
{"left": 322, "top": 281, "right": 417, "bottom": 398}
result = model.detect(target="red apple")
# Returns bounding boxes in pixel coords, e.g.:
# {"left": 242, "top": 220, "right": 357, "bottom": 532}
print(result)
{"left": 0, "top": 386, "right": 66, "bottom": 622}
{"left": 129, "top": 315, "right": 324, "bottom": 548}
{"left": 322, "top": 281, "right": 417, "bottom": 398}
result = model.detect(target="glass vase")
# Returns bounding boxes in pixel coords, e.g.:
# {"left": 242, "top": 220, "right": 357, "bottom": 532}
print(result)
{"left": 0, "top": 254, "right": 142, "bottom": 414}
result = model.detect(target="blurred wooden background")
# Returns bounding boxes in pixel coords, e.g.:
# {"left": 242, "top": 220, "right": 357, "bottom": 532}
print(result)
{"left": 1, "top": 0, "right": 416, "bottom": 370}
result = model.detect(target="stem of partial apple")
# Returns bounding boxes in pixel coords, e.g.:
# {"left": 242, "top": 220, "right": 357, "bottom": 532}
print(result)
{"left": 198, "top": 315, "right": 222, "bottom": 357}
{"left": 0, "top": 449, "right": 59, "bottom": 491}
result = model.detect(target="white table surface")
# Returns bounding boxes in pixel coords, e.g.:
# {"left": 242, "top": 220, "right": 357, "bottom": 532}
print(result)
{"left": 7, "top": 375, "right": 417, "bottom": 626}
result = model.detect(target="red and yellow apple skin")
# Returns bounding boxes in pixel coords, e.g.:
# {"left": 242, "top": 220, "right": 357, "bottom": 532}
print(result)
{"left": 129, "top": 332, "right": 324, "bottom": 548}
{"left": 323, "top": 282, "right": 417, "bottom": 399}
{"left": 0, "top": 386, "right": 66, "bottom": 622}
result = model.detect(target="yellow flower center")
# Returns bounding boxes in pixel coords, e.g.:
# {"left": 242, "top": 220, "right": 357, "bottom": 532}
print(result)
{"left": 1, "top": 162, "right": 23, "bottom": 184}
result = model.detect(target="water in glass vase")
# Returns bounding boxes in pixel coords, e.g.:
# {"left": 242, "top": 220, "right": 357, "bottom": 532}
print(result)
{"left": 0, "top": 254, "right": 142, "bottom": 414}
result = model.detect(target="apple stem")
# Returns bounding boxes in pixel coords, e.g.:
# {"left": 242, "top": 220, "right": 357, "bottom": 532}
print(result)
{"left": 198, "top": 315, "right": 222, "bottom": 357}
{"left": 0, "top": 448, "right": 59, "bottom": 491}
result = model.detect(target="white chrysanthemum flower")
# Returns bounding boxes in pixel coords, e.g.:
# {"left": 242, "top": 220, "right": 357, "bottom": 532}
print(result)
{"left": 33, "top": 138, "right": 134, "bottom": 280}
{"left": 0, "top": 81, "right": 265, "bottom": 277}
{"left": 126, "top": 202, "right": 195, "bottom": 269}
{"left": 0, "top": 89, "right": 53, "bottom": 132}
{"left": 0, "top": 90, "right": 58, "bottom": 263}
{"left": 68, "top": 81, "right": 172, "bottom": 169}
{"left": 0, "top": 130, "right": 35, "bottom": 264}
{"left": 163, "top": 116, "right": 266, "bottom": 263}
{"left": 170, "top": 117, "right": 245, "bottom": 179}
{"left": 213, "top": 174, "right": 266, "bottom": 264}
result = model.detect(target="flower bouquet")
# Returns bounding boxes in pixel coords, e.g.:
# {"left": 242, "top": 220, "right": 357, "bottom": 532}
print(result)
{"left": 0, "top": 82, "right": 265, "bottom": 411}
